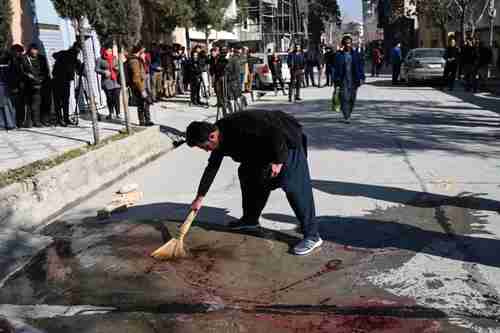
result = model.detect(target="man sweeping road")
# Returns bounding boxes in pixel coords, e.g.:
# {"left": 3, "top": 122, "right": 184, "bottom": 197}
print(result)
{"left": 186, "top": 110, "right": 322, "bottom": 256}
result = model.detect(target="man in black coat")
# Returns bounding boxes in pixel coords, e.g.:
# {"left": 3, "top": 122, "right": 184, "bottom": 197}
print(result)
{"left": 6, "top": 44, "right": 26, "bottom": 128}
{"left": 52, "top": 42, "right": 82, "bottom": 126}
{"left": 186, "top": 110, "right": 322, "bottom": 256}
{"left": 22, "top": 43, "right": 50, "bottom": 128}
{"left": 187, "top": 51, "right": 204, "bottom": 105}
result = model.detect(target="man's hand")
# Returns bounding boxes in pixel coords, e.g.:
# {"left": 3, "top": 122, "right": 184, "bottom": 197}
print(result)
{"left": 270, "top": 163, "right": 283, "bottom": 178}
{"left": 191, "top": 196, "right": 204, "bottom": 212}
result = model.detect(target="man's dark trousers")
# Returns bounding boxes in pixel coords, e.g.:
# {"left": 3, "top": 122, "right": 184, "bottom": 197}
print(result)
{"left": 238, "top": 139, "right": 319, "bottom": 239}
{"left": 392, "top": 63, "right": 401, "bottom": 84}
{"left": 53, "top": 79, "right": 71, "bottom": 122}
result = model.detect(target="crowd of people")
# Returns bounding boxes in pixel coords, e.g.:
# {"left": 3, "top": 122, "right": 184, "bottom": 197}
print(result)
{"left": 369, "top": 36, "right": 498, "bottom": 92}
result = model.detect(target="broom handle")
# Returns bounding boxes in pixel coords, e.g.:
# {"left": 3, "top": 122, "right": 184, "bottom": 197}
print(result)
{"left": 177, "top": 210, "right": 198, "bottom": 240}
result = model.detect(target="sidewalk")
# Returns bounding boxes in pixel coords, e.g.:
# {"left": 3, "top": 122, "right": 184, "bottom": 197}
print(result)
{"left": 0, "top": 93, "right": 222, "bottom": 173}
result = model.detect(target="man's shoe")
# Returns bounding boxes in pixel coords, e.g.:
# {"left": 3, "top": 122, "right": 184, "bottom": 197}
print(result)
{"left": 33, "top": 122, "right": 43, "bottom": 128}
{"left": 295, "top": 97, "right": 302, "bottom": 101}
{"left": 228, "top": 219, "right": 260, "bottom": 231}
{"left": 145, "top": 121, "right": 155, "bottom": 127}
{"left": 293, "top": 237, "right": 323, "bottom": 256}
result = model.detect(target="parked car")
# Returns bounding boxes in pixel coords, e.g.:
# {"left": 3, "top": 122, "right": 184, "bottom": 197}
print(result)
{"left": 249, "top": 52, "right": 291, "bottom": 90}
{"left": 400, "top": 48, "right": 445, "bottom": 84}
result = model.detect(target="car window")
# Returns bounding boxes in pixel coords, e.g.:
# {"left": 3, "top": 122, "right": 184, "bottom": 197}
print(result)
{"left": 413, "top": 49, "right": 445, "bottom": 58}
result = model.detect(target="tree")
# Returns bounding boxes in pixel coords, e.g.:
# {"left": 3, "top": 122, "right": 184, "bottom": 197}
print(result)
{"left": 89, "top": 0, "right": 144, "bottom": 133}
{"left": 0, "top": 0, "right": 13, "bottom": 50}
{"left": 411, "top": 0, "right": 453, "bottom": 47}
{"left": 308, "top": 0, "right": 342, "bottom": 47}
{"left": 51, "top": 0, "right": 101, "bottom": 144}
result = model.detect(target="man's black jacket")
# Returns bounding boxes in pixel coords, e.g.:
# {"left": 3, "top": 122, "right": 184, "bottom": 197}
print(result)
{"left": 197, "top": 110, "right": 304, "bottom": 197}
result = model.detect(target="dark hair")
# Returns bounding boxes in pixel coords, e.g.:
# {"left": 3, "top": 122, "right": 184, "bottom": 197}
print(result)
{"left": 186, "top": 121, "right": 217, "bottom": 147}
{"left": 10, "top": 44, "right": 24, "bottom": 53}
{"left": 29, "top": 43, "right": 39, "bottom": 50}
{"left": 131, "top": 43, "right": 144, "bottom": 54}
{"left": 341, "top": 36, "right": 352, "bottom": 45}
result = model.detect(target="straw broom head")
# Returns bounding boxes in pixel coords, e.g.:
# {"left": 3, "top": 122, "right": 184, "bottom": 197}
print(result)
{"left": 151, "top": 210, "right": 197, "bottom": 260}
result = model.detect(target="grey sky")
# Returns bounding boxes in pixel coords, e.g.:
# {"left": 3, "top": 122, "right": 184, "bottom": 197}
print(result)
{"left": 338, "top": 0, "right": 363, "bottom": 22}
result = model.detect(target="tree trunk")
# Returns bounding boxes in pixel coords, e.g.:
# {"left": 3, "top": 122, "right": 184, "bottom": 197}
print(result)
{"left": 185, "top": 27, "right": 191, "bottom": 50}
{"left": 77, "top": 19, "right": 100, "bottom": 145}
{"left": 117, "top": 38, "right": 130, "bottom": 134}
{"left": 440, "top": 23, "right": 448, "bottom": 48}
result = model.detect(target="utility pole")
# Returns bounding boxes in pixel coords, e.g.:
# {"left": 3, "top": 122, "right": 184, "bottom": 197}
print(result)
{"left": 488, "top": 0, "right": 496, "bottom": 78}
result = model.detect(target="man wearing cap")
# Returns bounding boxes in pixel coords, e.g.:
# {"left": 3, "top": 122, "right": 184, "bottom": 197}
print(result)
{"left": 186, "top": 110, "right": 323, "bottom": 256}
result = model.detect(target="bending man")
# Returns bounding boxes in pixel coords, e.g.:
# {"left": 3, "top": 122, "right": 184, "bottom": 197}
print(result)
{"left": 187, "top": 110, "right": 322, "bottom": 256}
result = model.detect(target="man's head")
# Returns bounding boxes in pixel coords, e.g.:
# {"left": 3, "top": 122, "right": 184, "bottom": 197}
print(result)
{"left": 28, "top": 43, "right": 39, "bottom": 57}
{"left": 449, "top": 38, "right": 456, "bottom": 47}
{"left": 342, "top": 36, "right": 352, "bottom": 51}
{"left": 186, "top": 121, "right": 220, "bottom": 151}
{"left": 395, "top": 42, "right": 401, "bottom": 48}
{"left": 10, "top": 44, "right": 24, "bottom": 56}
{"left": 296, "top": 45, "right": 302, "bottom": 52}
{"left": 192, "top": 51, "right": 199, "bottom": 60}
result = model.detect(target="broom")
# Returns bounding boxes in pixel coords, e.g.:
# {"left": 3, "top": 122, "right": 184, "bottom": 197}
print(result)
{"left": 150, "top": 210, "right": 198, "bottom": 260}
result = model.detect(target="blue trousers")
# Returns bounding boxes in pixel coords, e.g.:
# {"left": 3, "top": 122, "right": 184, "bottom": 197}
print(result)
{"left": 238, "top": 137, "right": 319, "bottom": 239}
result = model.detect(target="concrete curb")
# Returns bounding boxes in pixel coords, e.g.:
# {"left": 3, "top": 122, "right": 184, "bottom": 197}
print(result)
{"left": 0, "top": 126, "right": 173, "bottom": 231}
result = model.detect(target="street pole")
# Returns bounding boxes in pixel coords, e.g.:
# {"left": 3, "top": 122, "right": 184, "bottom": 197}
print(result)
{"left": 488, "top": 0, "right": 496, "bottom": 78}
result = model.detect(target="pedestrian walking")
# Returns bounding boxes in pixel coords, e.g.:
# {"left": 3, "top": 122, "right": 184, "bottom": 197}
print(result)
{"left": 443, "top": 37, "right": 459, "bottom": 91}
{"left": 175, "top": 45, "right": 187, "bottom": 95}
{"left": 371, "top": 42, "right": 383, "bottom": 77}
{"left": 22, "top": 43, "right": 50, "bottom": 128}
{"left": 334, "top": 35, "right": 365, "bottom": 123}
{"left": 269, "top": 51, "right": 287, "bottom": 96}
{"left": 162, "top": 45, "right": 176, "bottom": 98}
{"left": 199, "top": 49, "right": 210, "bottom": 99}
{"left": 96, "top": 45, "right": 121, "bottom": 120}
{"left": 6, "top": 44, "right": 26, "bottom": 128}
{"left": 288, "top": 45, "right": 305, "bottom": 102}
{"left": 127, "top": 44, "right": 154, "bottom": 126}
{"left": 391, "top": 42, "right": 402, "bottom": 84}
{"left": 186, "top": 110, "right": 322, "bottom": 256}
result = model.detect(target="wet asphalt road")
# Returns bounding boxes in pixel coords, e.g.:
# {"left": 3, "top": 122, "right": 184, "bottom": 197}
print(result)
{"left": 2, "top": 77, "right": 500, "bottom": 332}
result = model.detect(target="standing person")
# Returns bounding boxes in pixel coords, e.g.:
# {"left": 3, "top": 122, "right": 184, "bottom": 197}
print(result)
{"left": 208, "top": 47, "right": 219, "bottom": 96}
{"left": 269, "top": 51, "right": 287, "bottom": 96}
{"left": 174, "top": 45, "right": 186, "bottom": 95}
{"left": 288, "top": 45, "right": 305, "bottom": 102}
{"left": 96, "top": 45, "right": 121, "bottom": 120}
{"left": 6, "top": 44, "right": 26, "bottom": 128}
{"left": 334, "top": 35, "right": 365, "bottom": 123}
{"left": 227, "top": 47, "right": 242, "bottom": 112}
{"left": 186, "top": 110, "right": 322, "bottom": 256}
{"left": 199, "top": 49, "right": 210, "bottom": 98}
{"left": 150, "top": 43, "right": 163, "bottom": 103}
{"left": 127, "top": 44, "right": 154, "bottom": 126}
{"left": 461, "top": 37, "right": 477, "bottom": 92}
{"left": 472, "top": 40, "right": 492, "bottom": 93}
{"left": 371, "top": 43, "right": 383, "bottom": 77}
{"left": 391, "top": 42, "right": 402, "bottom": 84}
{"left": 186, "top": 51, "right": 203, "bottom": 106}
{"left": 304, "top": 47, "right": 313, "bottom": 87}
{"left": 213, "top": 47, "right": 229, "bottom": 114}
{"left": 323, "top": 47, "right": 335, "bottom": 87}
{"left": 442, "top": 37, "right": 459, "bottom": 91}
{"left": 52, "top": 42, "right": 82, "bottom": 126}
{"left": 22, "top": 43, "right": 49, "bottom": 128}
{"left": 238, "top": 46, "right": 249, "bottom": 92}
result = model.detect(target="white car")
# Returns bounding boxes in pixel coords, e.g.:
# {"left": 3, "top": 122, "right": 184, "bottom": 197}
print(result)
{"left": 249, "top": 53, "right": 291, "bottom": 90}
{"left": 400, "top": 48, "right": 446, "bottom": 84}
